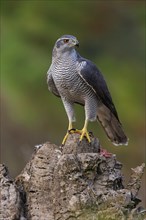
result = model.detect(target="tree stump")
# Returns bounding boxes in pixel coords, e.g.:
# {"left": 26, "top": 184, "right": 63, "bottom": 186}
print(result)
{"left": 0, "top": 133, "right": 145, "bottom": 220}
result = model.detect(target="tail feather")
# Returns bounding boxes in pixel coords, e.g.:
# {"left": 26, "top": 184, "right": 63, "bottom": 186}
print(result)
{"left": 97, "top": 105, "right": 128, "bottom": 146}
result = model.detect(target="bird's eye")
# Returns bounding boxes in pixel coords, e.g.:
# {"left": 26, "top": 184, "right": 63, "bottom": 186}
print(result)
{"left": 63, "top": 39, "right": 69, "bottom": 43}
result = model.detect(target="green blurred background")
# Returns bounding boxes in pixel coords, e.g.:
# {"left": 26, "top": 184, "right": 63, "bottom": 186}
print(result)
{"left": 1, "top": 1, "right": 145, "bottom": 206}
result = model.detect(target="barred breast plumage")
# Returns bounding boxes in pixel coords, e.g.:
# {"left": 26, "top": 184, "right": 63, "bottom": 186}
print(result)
{"left": 50, "top": 51, "right": 98, "bottom": 109}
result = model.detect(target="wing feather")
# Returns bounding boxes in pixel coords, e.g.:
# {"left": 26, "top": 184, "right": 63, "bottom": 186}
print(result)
{"left": 47, "top": 69, "right": 60, "bottom": 97}
{"left": 77, "top": 57, "right": 120, "bottom": 122}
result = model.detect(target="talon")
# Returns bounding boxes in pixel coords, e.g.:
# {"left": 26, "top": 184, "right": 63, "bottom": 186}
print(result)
{"left": 61, "top": 122, "right": 73, "bottom": 145}
{"left": 61, "top": 131, "right": 70, "bottom": 146}
{"left": 79, "top": 128, "right": 91, "bottom": 143}
{"left": 61, "top": 120, "right": 92, "bottom": 145}
{"left": 78, "top": 120, "right": 91, "bottom": 143}
{"left": 89, "top": 131, "right": 94, "bottom": 137}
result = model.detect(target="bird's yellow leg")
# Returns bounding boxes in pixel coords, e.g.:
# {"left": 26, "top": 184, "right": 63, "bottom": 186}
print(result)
{"left": 62, "top": 122, "right": 73, "bottom": 146}
{"left": 79, "top": 120, "right": 91, "bottom": 143}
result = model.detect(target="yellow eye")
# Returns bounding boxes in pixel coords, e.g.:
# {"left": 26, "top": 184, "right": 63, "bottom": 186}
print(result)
{"left": 63, "top": 39, "right": 69, "bottom": 43}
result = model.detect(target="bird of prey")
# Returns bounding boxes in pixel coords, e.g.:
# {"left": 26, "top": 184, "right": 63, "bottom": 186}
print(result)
{"left": 47, "top": 35, "right": 128, "bottom": 146}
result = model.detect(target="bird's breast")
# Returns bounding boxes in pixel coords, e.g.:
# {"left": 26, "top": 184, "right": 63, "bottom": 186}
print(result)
{"left": 52, "top": 65, "right": 84, "bottom": 102}
{"left": 51, "top": 60, "right": 95, "bottom": 105}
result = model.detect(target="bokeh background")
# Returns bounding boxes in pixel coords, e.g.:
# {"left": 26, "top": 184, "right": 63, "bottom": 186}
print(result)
{"left": 1, "top": 1, "right": 145, "bottom": 206}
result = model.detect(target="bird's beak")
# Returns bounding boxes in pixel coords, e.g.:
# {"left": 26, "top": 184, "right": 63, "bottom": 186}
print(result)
{"left": 73, "top": 39, "right": 79, "bottom": 47}
{"left": 75, "top": 42, "right": 79, "bottom": 47}
{"left": 75, "top": 40, "right": 79, "bottom": 47}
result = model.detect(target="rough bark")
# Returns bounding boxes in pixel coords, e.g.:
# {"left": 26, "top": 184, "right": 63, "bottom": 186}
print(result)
{"left": 0, "top": 133, "right": 145, "bottom": 220}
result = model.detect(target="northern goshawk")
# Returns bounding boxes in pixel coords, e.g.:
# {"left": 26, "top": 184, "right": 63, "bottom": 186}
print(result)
{"left": 47, "top": 35, "right": 128, "bottom": 146}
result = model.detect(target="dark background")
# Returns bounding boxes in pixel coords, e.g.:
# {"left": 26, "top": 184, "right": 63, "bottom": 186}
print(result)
{"left": 1, "top": 1, "right": 145, "bottom": 206}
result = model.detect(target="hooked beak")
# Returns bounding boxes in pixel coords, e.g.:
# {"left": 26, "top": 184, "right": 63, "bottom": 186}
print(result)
{"left": 75, "top": 42, "right": 79, "bottom": 47}
{"left": 73, "top": 39, "right": 79, "bottom": 47}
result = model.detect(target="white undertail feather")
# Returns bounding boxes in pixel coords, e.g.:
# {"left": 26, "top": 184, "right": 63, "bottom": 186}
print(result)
{"left": 97, "top": 104, "right": 128, "bottom": 146}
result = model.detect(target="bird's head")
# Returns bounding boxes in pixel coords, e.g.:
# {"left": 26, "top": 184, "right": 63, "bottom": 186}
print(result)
{"left": 53, "top": 35, "right": 79, "bottom": 54}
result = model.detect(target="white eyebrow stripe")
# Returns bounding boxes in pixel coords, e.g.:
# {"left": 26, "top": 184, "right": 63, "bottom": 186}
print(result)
{"left": 56, "top": 37, "right": 76, "bottom": 43}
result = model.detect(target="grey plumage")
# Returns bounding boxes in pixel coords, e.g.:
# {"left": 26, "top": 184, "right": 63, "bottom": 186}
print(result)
{"left": 47, "top": 35, "right": 128, "bottom": 146}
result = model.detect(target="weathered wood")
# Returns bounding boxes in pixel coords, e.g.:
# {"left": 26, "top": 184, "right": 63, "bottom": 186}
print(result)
{"left": 0, "top": 133, "right": 145, "bottom": 219}
{"left": 0, "top": 164, "right": 23, "bottom": 220}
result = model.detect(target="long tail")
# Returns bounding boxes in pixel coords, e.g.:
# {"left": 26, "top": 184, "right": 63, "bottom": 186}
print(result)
{"left": 97, "top": 104, "right": 128, "bottom": 146}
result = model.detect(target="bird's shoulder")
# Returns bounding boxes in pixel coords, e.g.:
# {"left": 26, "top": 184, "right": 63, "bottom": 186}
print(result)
{"left": 76, "top": 54, "right": 97, "bottom": 72}
{"left": 76, "top": 54, "right": 105, "bottom": 85}
{"left": 76, "top": 53, "right": 108, "bottom": 93}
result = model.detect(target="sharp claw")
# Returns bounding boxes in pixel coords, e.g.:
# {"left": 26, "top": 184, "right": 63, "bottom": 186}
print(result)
{"left": 79, "top": 130, "right": 91, "bottom": 143}
{"left": 61, "top": 128, "right": 81, "bottom": 145}
{"left": 61, "top": 131, "right": 70, "bottom": 146}
{"left": 62, "top": 121, "right": 91, "bottom": 145}
{"left": 89, "top": 131, "right": 94, "bottom": 137}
